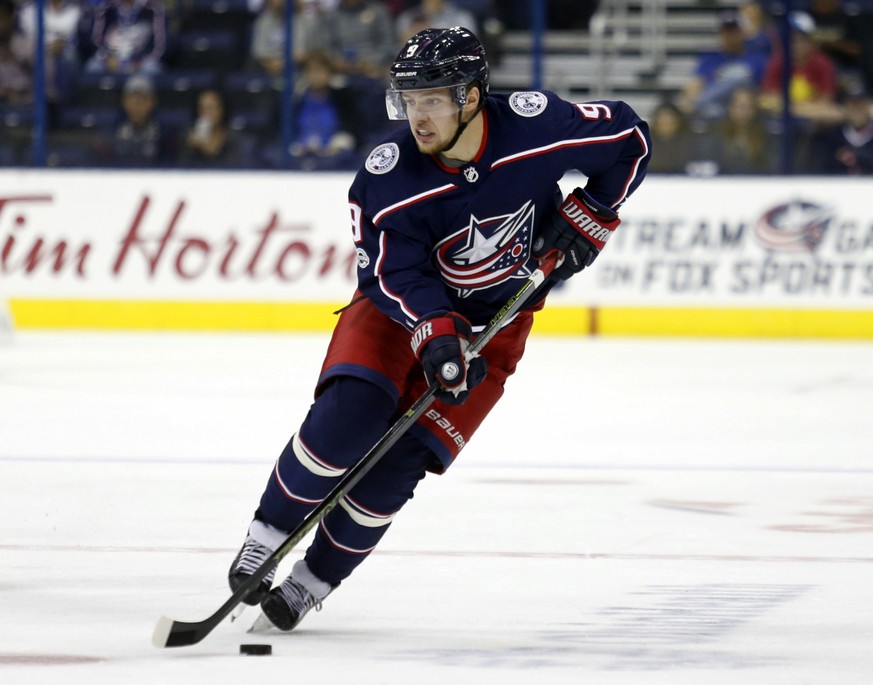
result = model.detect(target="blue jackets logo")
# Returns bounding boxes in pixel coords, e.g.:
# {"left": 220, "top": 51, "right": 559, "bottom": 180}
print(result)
{"left": 433, "top": 200, "right": 535, "bottom": 296}
{"left": 755, "top": 200, "right": 833, "bottom": 252}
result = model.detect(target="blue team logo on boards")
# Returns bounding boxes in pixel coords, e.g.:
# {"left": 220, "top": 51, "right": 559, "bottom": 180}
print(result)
{"left": 754, "top": 200, "right": 833, "bottom": 252}
{"left": 434, "top": 201, "right": 535, "bottom": 296}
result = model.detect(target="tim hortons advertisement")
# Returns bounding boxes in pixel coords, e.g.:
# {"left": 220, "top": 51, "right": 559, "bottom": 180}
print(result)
{"left": 0, "top": 171, "right": 358, "bottom": 300}
{"left": 1, "top": 171, "right": 871, "bottom": 310}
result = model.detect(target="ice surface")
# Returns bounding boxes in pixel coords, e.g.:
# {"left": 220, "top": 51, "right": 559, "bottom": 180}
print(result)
{"left": 1, "top": 332, "right": 872, "bottom": 684}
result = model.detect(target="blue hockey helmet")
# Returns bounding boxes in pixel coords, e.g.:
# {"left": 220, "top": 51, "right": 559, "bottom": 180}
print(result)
{"left": 387, "top": 26, "right": 489, "bottom": 120}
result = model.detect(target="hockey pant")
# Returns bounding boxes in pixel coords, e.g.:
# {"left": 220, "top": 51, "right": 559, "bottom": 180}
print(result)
{"left": 256, "top": 376, "right": 434, "bottom": 586}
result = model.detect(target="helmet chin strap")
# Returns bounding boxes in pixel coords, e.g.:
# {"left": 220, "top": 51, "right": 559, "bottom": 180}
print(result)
{"left": 438, "top": 96, "right": 485, "bottom": 157}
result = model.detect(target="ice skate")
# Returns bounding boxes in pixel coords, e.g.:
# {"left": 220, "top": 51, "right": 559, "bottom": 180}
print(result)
{"left": 254, "top": 559, "right": 333, "bottom": 631}
{"left": 228, "top": 519, "right": 287, "bottom": 605}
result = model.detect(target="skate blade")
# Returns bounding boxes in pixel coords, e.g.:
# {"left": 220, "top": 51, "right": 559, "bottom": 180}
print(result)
{"left": 248, "top": 612, "right": 277, "bottom": 634}
{"left": 230, "top": 604, "right": 247, "bottom": 623}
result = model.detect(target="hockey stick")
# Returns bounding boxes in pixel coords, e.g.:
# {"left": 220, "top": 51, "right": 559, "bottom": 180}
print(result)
{"left": 152, "top": 251, "right": 560, "bottom": 648}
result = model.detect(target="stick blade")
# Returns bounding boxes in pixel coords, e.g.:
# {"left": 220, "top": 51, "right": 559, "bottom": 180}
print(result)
{"left": 152, "top": 615, "right": 211, "bottom": 648}
{"left": 152, "top": 615, "right": 175, "bottom": 648}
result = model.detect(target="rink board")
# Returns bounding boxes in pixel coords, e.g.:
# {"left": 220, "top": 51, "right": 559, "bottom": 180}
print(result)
{"left": 8, "top": 300, "right": 873, "bottom": 340}
{"left": 1, "top": 171, "right": 870, "bottom": 338}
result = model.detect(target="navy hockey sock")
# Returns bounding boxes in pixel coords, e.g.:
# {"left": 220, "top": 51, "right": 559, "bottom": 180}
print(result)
{"left": 257, "top": 377, "right": 396, "bottom": 530}
{"left": 304, "top": 432, "right": 434, "bottom": 586}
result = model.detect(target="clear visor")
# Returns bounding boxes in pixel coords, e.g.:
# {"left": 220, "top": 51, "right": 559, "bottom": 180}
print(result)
{"left": 385, "top": 87, "right": 464, "bottom": 121}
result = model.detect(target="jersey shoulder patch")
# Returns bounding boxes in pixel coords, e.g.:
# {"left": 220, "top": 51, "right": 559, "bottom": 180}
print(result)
{"left": 508, "top": 91, "right": 549, "bottom": 118}
{"left": 365, "top": 142, "right": 400, "bottom": 174}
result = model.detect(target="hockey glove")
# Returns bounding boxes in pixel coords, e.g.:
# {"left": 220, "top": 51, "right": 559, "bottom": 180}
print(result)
{"left": 532, "top": 188, "right": 621, "bottom": 280}
{"left": 411, "top": 312, "right": 488, "bottom": 405}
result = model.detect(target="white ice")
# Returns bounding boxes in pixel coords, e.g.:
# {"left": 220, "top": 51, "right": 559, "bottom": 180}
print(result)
{"left": 1, "top": 331, "right": 872, "bottom": 684}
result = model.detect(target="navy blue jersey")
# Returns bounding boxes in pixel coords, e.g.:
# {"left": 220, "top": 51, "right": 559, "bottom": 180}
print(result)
{"left": 349, "top": 90, "right": 651, "bottom": 330}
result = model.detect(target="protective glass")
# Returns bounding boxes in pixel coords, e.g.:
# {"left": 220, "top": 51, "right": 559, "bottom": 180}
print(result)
{"left": 385, "top": 87, "right": 462, "bottom": 121}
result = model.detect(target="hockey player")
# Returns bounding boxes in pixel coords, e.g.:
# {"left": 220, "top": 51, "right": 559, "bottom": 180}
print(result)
{"left": 229, "top": 26, "right": 651, "bottom": 631}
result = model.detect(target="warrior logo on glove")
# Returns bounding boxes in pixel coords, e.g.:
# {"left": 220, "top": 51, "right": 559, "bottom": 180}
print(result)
{"left": 558, "top": 197, "right": 616, "bottom": 250}
{"left": 532, "top": 188, "right": 621, "bottom": 280}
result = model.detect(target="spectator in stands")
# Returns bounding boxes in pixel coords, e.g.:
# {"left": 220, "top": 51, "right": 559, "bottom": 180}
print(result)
{"left": 738, "top": 1, "right": 776, "bottom": 61}
{"left": 250, "top": 0, "right": 319, "bottom": 76}
{"left": 250, "top": 0, "right": 289, "bottom": 76}
{"left": 99, "top": 73, "right": 166, "bottom": 166}
{"left": 85, "top": 0, "right": 167, "bottom": 75}
{"left": 807, "top": 0, "right": 866, "bottom": 85}
{"left": 705, "top": 86, "right": 775, "bottom": 175}
{"left": 759, "top": 11, "right": 842, "bottom": 126}
{"left": 300, "top": 0, "right": 395, "bottom": 80}
{"left": 290, "top": 49, "right": 358, "bottom": 168}
{"left": 646, "top": 101, "right": 698, "bottom": 174}
{"left": 179, "top": 88, "right": 245, "bottom": 168}
{"left": 0, "top": 0, "right": 32, "bottom": 104}
{"left": 678, "top": 11, "right": 768, "bottom": 121}
{"left": 16, "top": 0, "right": 81, "bottom": 104}
{"left": 395, "top": 0, "right": 478, "bottom": 43}
{"left": 814, "top": 84, "right": 873, "bottom": 174}
{"left": 848, "top": 5, "right": 873, "bottom": 95}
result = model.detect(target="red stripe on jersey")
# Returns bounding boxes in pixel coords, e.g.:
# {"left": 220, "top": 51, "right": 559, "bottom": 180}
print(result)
{"left": 372, "top": 184, "right": 456, "bottom": 226}
{"left": 611, "top": 126, "right": 650, "bottom": 207}
{"left": 489, "top": 128, "right": 636, "bottom": 171}
{"left": 375, "top": 232, "right": 420, "bottom": 323}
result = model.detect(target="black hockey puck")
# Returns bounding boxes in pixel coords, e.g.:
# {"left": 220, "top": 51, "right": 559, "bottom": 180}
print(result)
{"left": 240, "top": 644, "right": 272, "bottom": 656}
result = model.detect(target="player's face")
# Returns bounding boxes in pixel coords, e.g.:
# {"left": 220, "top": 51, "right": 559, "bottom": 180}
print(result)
{"left": 401, "top": 88, "right": 463, "bottom": 154}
